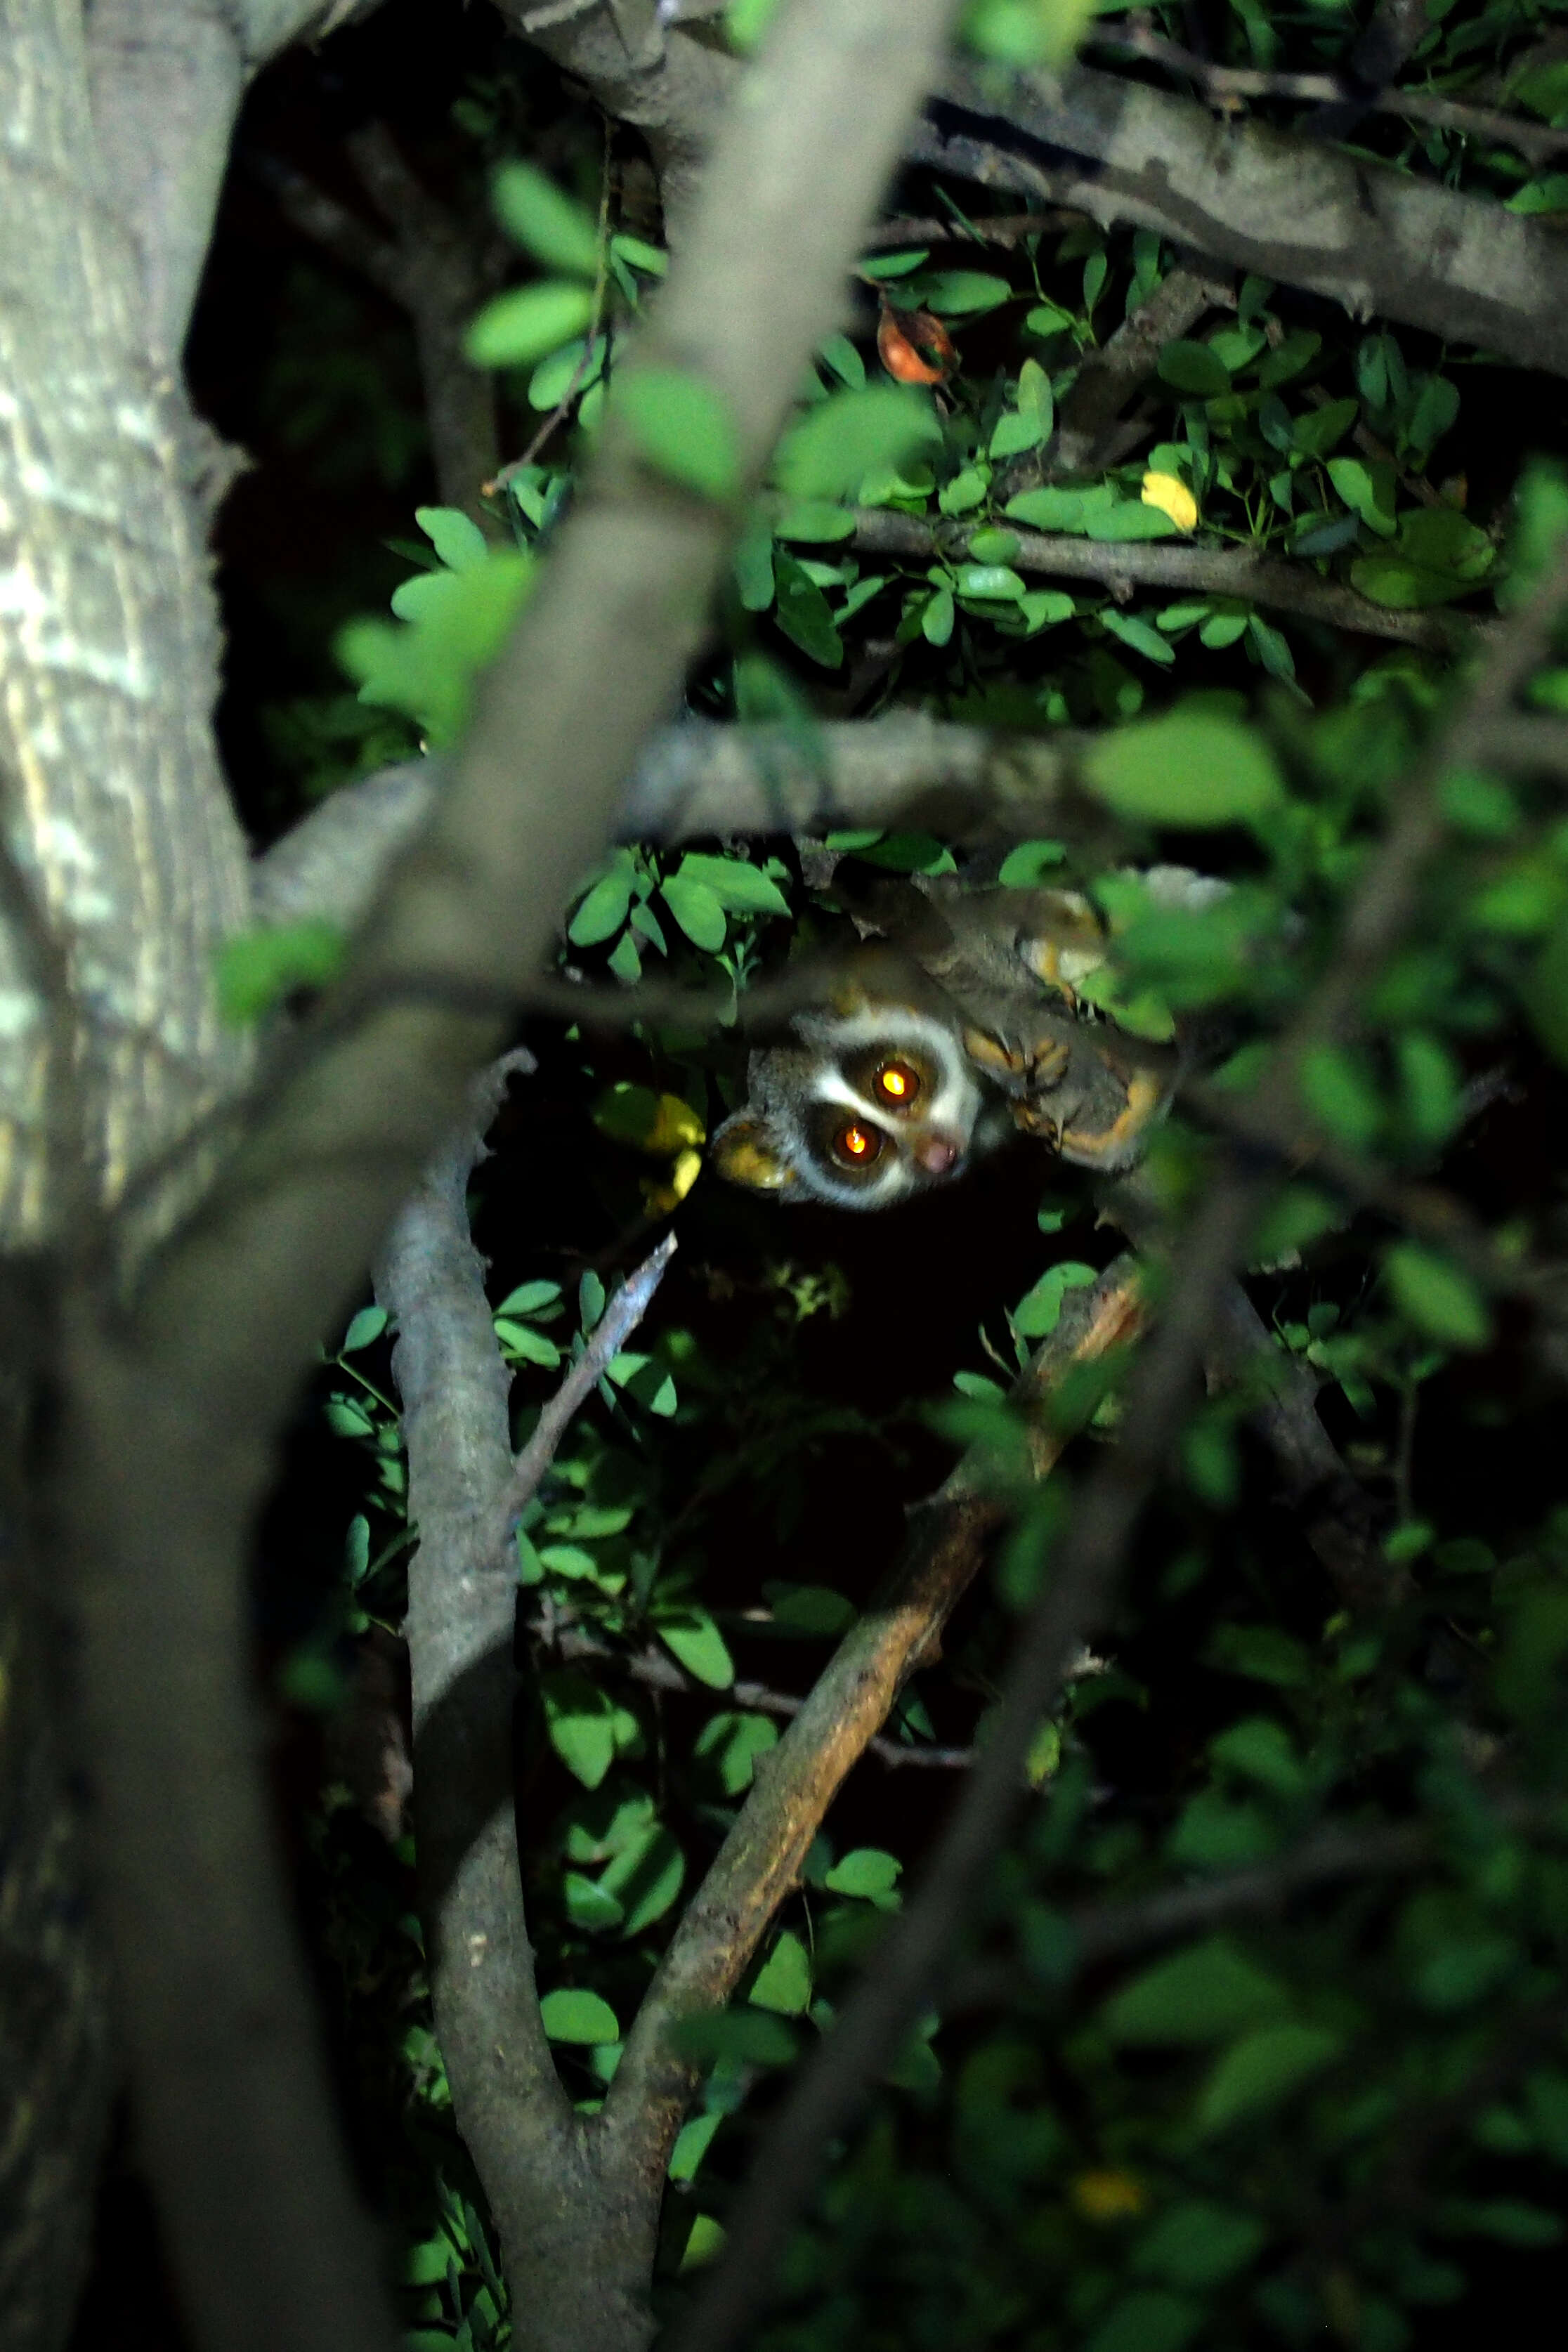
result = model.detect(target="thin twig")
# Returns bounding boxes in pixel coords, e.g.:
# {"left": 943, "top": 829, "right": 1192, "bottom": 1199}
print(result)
{"left": 861, "top": 210, "right": 1077, "bottom": 249}
{"left": 497, "top": 126, "right": 618, "bottom": 490}
{"left": 547, "top": 1623, "right": 974, "bottom": 1768}
{"left": 949, "top": 1788, "right": 1568, "bottom": 2009}
{"left": 495, "top": 1232, "right": 677, "bottom": 1562}
{"left": 851, "top": 509, "right": 1500, "bottom": 651}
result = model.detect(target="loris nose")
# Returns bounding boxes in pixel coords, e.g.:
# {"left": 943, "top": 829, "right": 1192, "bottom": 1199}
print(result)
{"left": 913, "top": 1130, "right": 961, "bottom": 1176}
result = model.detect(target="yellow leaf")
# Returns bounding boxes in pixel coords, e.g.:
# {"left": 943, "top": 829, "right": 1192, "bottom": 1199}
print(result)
{"left": 593, "top": 1082, "right": 706, "bottom": 1156}
{"left": 1071, "top": 2168, "right": 1147, "bottom": 2221}
{"left": 1140, "top": 470, "right": 1198, "bottom": 532}
{"left": 641, "top": 1147, "right": 705, "bottom": 1215}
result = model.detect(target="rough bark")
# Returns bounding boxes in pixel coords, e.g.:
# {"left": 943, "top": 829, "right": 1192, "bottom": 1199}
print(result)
{"left": 918, "top": 60, "right": 1568, "bottom": 381}
{"left": 0, "top": 0, "right": 252, "bottom": 1249}
{"left": 44, "top": 6, "right": 970, "bottom": 2352}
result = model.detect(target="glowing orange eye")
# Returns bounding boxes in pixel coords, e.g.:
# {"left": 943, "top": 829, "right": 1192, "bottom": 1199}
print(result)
{"left": 835, "top": 1122, "right": 882, "bottom": 1165}
{"left": 876, "top": 1061, "right": 919, "bottom": 1106}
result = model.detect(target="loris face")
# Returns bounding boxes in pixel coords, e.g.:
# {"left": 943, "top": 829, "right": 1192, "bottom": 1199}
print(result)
{"left": 711, "top": 999, "right": 1010, "bottom": 1211}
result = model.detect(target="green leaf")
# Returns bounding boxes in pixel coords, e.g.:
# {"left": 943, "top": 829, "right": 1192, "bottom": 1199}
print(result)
{"left": 528, "top": 332, "right": 606, "bottom": 412}
{"left": 776, "top": 385, "right": 939, "bottom": 499}
{"left": 416, "top": 505, "right": 490, "bottom": 570}
{"left": 1208, "top": 1624, "right": 1312, "bottom": 1687}
{"left": 674, "top": 853, "right": 791, "bottom": 917}
{"left": 660, "top": 875, "right": 728, "bottom": 952}
{"left": 540, "top": 1986, "right": 620, "bottom": 2044}
{"left": 772, "top": 500, "right": 856, "bottom": 543}
{"left": 1525, "top": 915, "right": 1568, "bottom": 1063}
{"left": 1012, "top": 1260, "right": 1098, "bottom": 1338}
{"left": 1132, "top": 2202, "right": 1268, "bottom": 2288}
{"left": 1085, "top": 501, "right": 1180, "bottom": 541}
{"left": 1407, "top": 372, "right": 1459, "bottom": 454}
{"left": 766, "top": 1583, "right": 856, "bottom": 1635}
{"left": 1300, "top": 1043, "right": 1383, "bottom": 1149}
{"left": 967, "top": 528, "right": 1021, "bottom": 564}
{"left": 562, "top": 1871, "right": 625, "bottom": 1932}
{"left": 1384, "top": 1243, "right": 1493, "bottom": 1350}
{"left": 921, "top": 585, "right": 955, "bottom": 646}
{"left": 610, "top": 233, "right": 666, "bottom": 277}
{"left": 733, "top": 509, "right": 775, "bottom": 612}
{"left": 918, "top": 269, "right": 1012, "bottom": 315}
{"left": 495, "top": 1279, "right": 563, "bottom": 1317}
{"left": 1100, "top": 609, "right": 1176, "bottom": 664}
{"left": 1102, "top": 1937, "right": 1292, "bottom": 2045}
{"left": 1253, "top": 329, "right": 1320, "bottom": 388}
{"left": 1445, "top": 2198, "right": 1564, "bottom": 2245}
{"left": 692, "top": 1711, "right": 778, "bottom": 1796}
{"left": 1194, "top": 2023, "right": 1342, "bottom": 2134}
{"left": 494, "top": 1321, "right": 561, "bottom": 1366}
{"left": 339, "top": 550, "right": 535, "bottom": 744}
{"left": 727, "top": 0, "right": 781, "bottom": 49}
{"left": 667, "top": 2112, "right": 721, "bottom": 2183}
{"left": 955, "top": 563, "right": 1026, "bottom": 601}
{"left": 773, "top": 551, "right": 843, "bottom": 667}
{"left": 541, "top": 1670, "right": 617, "bottom": 1789}
{"left": 1352, "top": 506, "right": 1495, "bottom": 608}
{"left": 1292, "top": 396, "right": 1357, "bottom": 459}
{"left": 1157, "top": 341, "right": 1231, "bottom": 397}
{"left": 1395, "top": 1029, "right": 1463, "bottom": 1147}
{"left": 656, "top": 1607, "right": 735, "bottom": 1689}
{"left": 491, "top": 163, "right": 600, "bottom": 277}
{"left": 568, "top": 857, "right": 636, "bottom": 946}
{"left": 466, "top": 281, "right": 596, "bottom": 370}
{"left": 619, "top": 370, "right": 740, "bottom": 501}
{"left": 750, "top": 1928, "right": 812, "bottom": 2015}
{"left": 216, "top": 921, "right": 346, "bottom": 1026}
{"left": 997, "top": 838, "right": 1067, "bottom": 884}
{"left": 671, "top": 2008, "right": 797, "bottom": 2067}
{"left": 1083, "top": 710, "right": 1283, "bottom": 826}
{"left": 962, "top": 0, "right": 1101, "bottom": 67}
{"left": 599, "top": 1823, "right": 685, "bottom": 1935}
{"left": 1084, "top": 2292, "right": 1203, "bottom": 2352}
{"left": 1327, "top": 455, "right": 1398, "bottom": 539}
{"left": 939, "top": 466, "right": 989, "bottom": 516}
{"left": 858, "top": 247, "right": 929, "bottom": 280}
{"left": 990, "top": 405, "right": 1050, "bottom": 457}
{"left": 825, "top": 1848, "right": 902, "bottom": 1905}
{"left": 1208, "top": 1718, "right": 1307, "bottom": 1798}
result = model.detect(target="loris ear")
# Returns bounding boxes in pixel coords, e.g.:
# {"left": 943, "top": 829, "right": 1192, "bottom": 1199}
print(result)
{"left": 710, "top": 1109, "right": 800, "bottom": 1194}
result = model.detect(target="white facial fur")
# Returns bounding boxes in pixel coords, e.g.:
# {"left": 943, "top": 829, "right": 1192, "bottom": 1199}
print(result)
{"left": 762, "top": 1002, "right": 987, "bottom": 1210}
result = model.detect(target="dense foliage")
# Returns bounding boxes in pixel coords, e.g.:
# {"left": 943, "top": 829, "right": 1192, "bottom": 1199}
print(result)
{"left": 181, "top": 4, "right": 1568, "bottom": 2348}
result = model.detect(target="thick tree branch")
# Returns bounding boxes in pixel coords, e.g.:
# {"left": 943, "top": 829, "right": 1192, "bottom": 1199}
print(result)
{"left": 497, "top": 0, "right": 740, "bottom": 227}
{"left": 84, "top": 0, "right": 377, "bottom": 365}
{"left": 377, "top": 1064, "right": 676, "bottom": 2352}
{"left": 54, "top": 10, "right": 970, "bottom": 2352}
{"left": 1087, "top": 20, "right": 1568, "bottom": 168}
{"left": 251, "top": 718, "right": 1118, "bottom": 933}
{"left": 915, "top": 60, "right": 1568, "bottom": 382}
{"left": 604, "top": 1260, "right": 1148, "bottom": 2197}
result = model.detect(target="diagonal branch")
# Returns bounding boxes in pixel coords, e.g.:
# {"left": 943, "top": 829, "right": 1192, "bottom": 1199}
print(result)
{"left": 603, "top": 1258, "right": 1148, "bottom": 2190}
